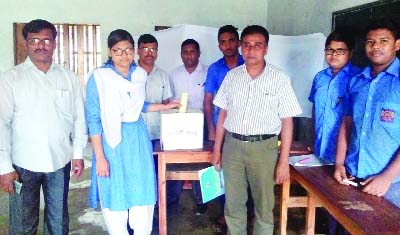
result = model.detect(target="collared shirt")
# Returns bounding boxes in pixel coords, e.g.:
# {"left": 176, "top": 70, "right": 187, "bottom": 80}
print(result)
{"left": 213, "top": 63, "right": 302, "bottom": 135}
{"left": 86, "top": 62, "right": 150, "bottom": 138}
{"left": 0, "top": 58, "right": 87, "bottom": 174}
{"left": 205, "top": 55, "right": 244, "bottom": 125}
{"left": 141, "top": 65, "right": 172, "bottom": 140}
{"left": 169, "top": 63, "right": 208, "bottom": 109}
{"left": 309, "top": 63, "right": 361, "bottom": 162}
{"left": 345, "top": 58, "right": 400, "bottom": 182}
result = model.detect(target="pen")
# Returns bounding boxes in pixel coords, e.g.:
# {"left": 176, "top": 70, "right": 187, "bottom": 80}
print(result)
{"left": 297, "top": 157, "right": 311, "bottom": 164}
{"left": 342, "top": 178, "right": 359, "bottom": 187}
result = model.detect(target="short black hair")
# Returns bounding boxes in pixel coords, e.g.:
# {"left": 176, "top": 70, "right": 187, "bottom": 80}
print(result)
{"left": 325, "top": 30, "right": 356, "bottom": 51}
{"left": 138, "top": 34, "right": 158, "bottom": 47}
{"left": 365, "top": 18, "right": 399, "bottom": 40}
{"left": 181, "top": 39, "right": 200, "bottom": 51}
{"left": 241, "top": 25, "right": 269, "bottom": 44}
{"left": 22, "top": 19, "right": 57, "bottom": 40}
{"left": 107, "top": 29, "right": 135, "bottom": 49}
{"left": 218, "top": 25, "right": 239, "bottom": 41}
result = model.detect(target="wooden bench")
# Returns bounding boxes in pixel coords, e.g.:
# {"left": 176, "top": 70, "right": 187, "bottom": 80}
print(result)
{"left": 280, "top": 165, "right": 400, "bottom": 235}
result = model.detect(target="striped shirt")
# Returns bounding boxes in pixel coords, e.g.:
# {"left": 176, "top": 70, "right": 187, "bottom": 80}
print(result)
{"left": 213, "top": 63, "right": 302, "bottom": 135}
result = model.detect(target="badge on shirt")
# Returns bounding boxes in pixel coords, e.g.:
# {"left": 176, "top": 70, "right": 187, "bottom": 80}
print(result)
{"left": 380, "top": 108, "right": 395, "bottom": 123}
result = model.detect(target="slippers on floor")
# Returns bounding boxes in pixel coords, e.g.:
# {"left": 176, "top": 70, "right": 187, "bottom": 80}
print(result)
{"left": 212, "top": 216, "right": 227, "bottom": 233}
{"left": 212, "top": 221, "right": 227, "bottom": 233}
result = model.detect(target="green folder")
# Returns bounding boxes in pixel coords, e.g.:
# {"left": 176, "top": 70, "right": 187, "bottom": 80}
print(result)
{"left": 198, "top": 166, "right": 225, "bottom": 203}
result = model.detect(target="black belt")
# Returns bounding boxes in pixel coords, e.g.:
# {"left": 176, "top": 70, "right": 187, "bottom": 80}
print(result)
{"left": 231, "top": 132, "right": 276, "bottom": 142}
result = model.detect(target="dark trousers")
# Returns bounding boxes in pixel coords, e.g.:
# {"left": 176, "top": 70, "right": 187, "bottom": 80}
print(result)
{"left": 167, "top": 180, "right": 204, "bottom": 205}
{"left": 9, "top": 163, "right": 71, "bottom": 235}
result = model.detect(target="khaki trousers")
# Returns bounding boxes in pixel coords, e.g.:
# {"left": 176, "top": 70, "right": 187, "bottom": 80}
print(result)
{"left": 222, "top": 134, "right": 278, "bottom": 235}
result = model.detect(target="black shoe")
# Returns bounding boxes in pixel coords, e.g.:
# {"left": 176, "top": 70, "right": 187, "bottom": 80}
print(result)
{"left": 194, "top": 203, "right": 208, "bottom": 215}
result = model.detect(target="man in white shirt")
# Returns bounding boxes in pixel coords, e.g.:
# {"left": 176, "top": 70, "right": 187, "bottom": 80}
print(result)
{"left": 168, "top": 39, "right": 208, "bottom": 214}
{"left": 0, "top": 19, "right": 87, "bottom": 234}
{"left": 169, "top": 39, "right": 207, "bottom": 109}
{"left": 138, "top": 34, "right": 172, "bottom": 143}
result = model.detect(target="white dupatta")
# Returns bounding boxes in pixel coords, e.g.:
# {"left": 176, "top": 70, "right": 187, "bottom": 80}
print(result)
{"left": 94, "top": 66, "right": 147, "bottom": 148}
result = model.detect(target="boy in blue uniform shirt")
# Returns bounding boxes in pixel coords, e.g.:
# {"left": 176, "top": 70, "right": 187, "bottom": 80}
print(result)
{"left": 204, "top": 25, "right": 244, "bottom": 141}
{"left": 335, "top": 18, "right": 400, "bottom": 208}
{"left": 309, "top": 30, "right": 361, "bottom": 163}
{"left": 309, "top": 30, "right": 361, "bottom": 235}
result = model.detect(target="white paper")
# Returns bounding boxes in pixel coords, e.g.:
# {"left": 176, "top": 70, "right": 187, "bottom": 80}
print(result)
{"left": 289, "top": 154, "right": 333, "bottom": 167}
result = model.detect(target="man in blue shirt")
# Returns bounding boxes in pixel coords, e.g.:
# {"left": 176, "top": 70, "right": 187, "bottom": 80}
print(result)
{"left": 204, "top": 25, "right": 244, "bottom": 141}
{"left": 309, "top": 30, "right": 361, "bottom": 163}
{"left": 334, "top": 18, "right": 400, "bottom": 208}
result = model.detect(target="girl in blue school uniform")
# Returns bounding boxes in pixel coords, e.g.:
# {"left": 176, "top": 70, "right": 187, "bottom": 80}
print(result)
{"left": 308, "top": 30, "right": 361, "bottom": 235}
{"left": 86, "top": 29, "right": 179, "bottom": 235}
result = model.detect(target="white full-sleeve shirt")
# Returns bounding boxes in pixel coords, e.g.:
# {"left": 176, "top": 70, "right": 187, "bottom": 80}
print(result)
{"left": 0, "top": 58, "right": 87, "bottom": 174}
{"left": 169, "top": 63, "right": 207, "bottom": 110}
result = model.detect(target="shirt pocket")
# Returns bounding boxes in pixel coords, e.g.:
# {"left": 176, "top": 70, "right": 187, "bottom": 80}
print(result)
{"left": 373, "top": 102, "right": 400, "bottom": 138}
{"left": 330, "top": 92, "right": 345, "bottom": 120}
{"left": 55, "top": 89, "right": 73, "bottom": 120}
{"left": 263, "top": 93, "right": 279, "bottom": 109}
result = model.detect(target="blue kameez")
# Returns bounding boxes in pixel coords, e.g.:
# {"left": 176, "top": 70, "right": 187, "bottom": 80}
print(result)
{"left": 86, "top": 62, "right": 156, "bottom": 210}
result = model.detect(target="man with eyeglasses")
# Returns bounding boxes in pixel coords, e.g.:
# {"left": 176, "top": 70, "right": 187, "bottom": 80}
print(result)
{"left": 309, "top": 30, "right": 361, "bottom": 235}
{"left": 212, "top": 25, "right": 301, "bottom": 235}
{"left": 0, "top": 19, "right": 87, "bottom": 234}
{"left": 309, "top": 30, "right": 361, "bottom": 164}
{"left": 203, "top": 25, "right": 253, "bottom": 233}
{"left": 137, "top": 34, "right": 172, "bottom": 144}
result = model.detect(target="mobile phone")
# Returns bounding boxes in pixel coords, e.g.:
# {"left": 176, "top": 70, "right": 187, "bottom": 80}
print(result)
{"left": 13, "top": 180, "right": 22, "bottom": 194}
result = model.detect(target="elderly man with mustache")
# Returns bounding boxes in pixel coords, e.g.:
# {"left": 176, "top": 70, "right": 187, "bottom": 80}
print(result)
{"left": 0, "top": 19, "right": 87, "bottom": 234}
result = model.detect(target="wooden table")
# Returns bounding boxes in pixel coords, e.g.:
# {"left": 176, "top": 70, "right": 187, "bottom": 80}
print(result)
{"left": 280, "top": 165, "right": 400, "bottom": 235}
{"left": 153, "top": 140, "right": 309, "bottom": 235}
{"left": 153, "top": 141, "right": 214, "bottom": 235}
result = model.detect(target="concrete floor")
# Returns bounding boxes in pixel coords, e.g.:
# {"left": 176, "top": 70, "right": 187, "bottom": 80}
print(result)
{"left": 0, "top": 156, "right": 329, "bottom": 235}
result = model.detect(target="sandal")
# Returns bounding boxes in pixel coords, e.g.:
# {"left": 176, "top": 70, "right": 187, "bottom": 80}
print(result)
{"left": 212, "top": 216, "right": 227, "bottom": 233}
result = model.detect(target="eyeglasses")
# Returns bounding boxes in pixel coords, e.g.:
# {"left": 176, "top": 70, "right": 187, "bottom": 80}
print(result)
{"left": 139, "top": 47, "right": 158, "bottom": 53}
{"left": 112, "top": 48, "right": 134, "bottom": 56}
{"left": 27, "top": 38, "right": 54, "bottom": 46}
{"left": 241, "top": 42, "right": 266, "bottom": 51}
{"left": 324, "top": 48, "right": 349, "bottom": 55}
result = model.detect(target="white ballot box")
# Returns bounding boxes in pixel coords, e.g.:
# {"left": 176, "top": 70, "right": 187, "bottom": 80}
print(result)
{"left": 160, "top": 109, "right": 203, "bottom": 150}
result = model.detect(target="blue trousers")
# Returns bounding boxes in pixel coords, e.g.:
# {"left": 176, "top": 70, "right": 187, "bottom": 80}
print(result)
{"left": 9, "top": 163, "right": 71, "bottom": 235}
{"left": 167, "top": 180, "right": 203, "bottom": 205}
